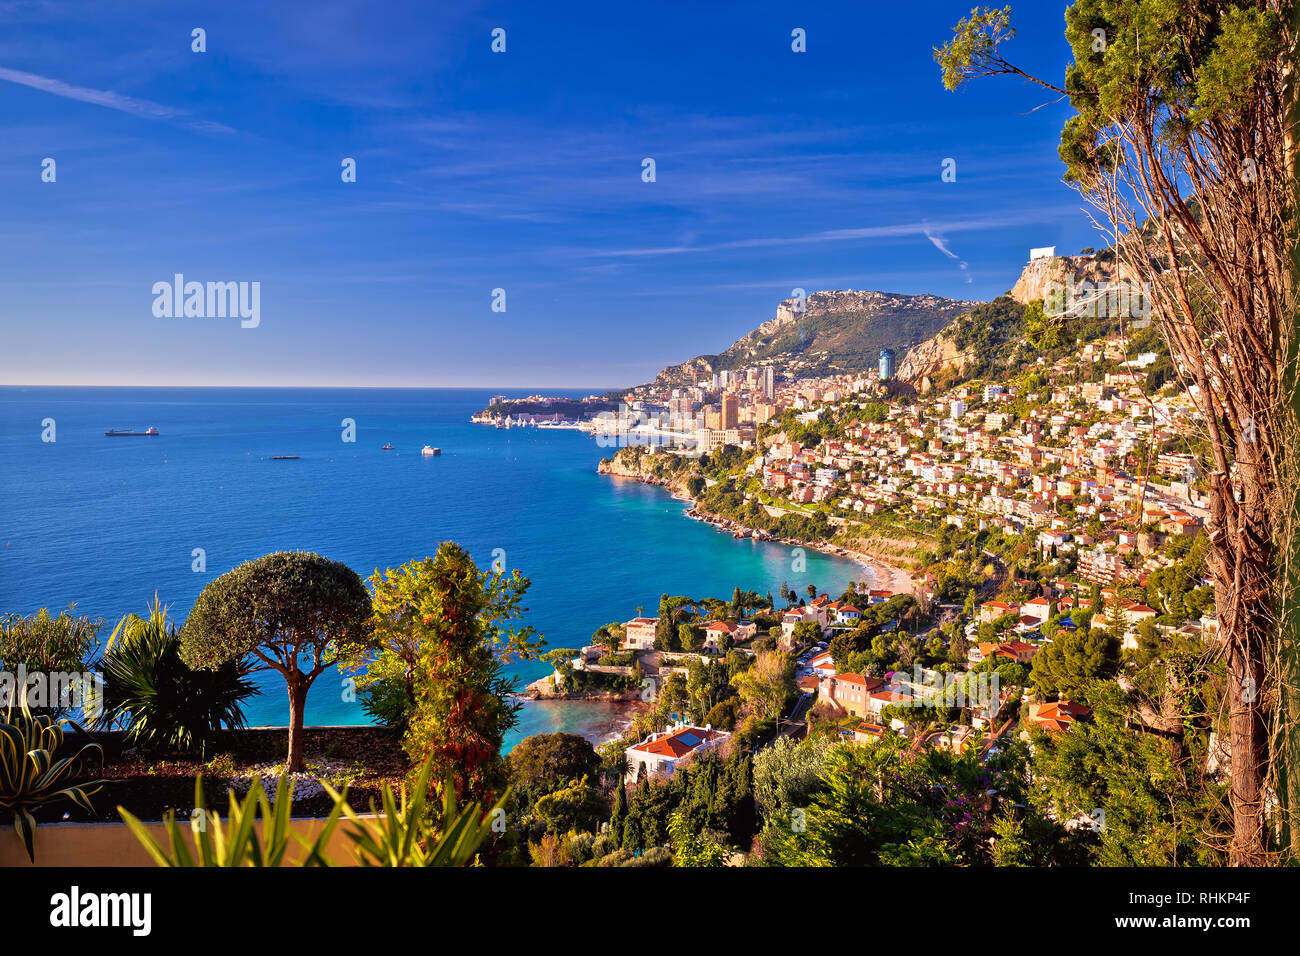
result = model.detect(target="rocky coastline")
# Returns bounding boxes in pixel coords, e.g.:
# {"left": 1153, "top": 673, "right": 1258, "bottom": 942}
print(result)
{"left": 519, "top": 674, "right": 644, "bottom": 702}
{"left": 597, "top": 456, "right": 917, "bottom": 596}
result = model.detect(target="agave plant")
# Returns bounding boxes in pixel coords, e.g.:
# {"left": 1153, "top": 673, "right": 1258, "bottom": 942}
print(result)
{"left": 118, "top": 775, "right": 341, "bottom": 867}
{"left": 119, "top": 758, "right": 506, "bottom": 867}
{"left": 326, "top": 757, "right": 509, "bottom": 867}
{"left": 0, "top": 697, "right": 105, "bottom": 861}
{"left": 97, "top": 598, "right": 256, "bottom": 756}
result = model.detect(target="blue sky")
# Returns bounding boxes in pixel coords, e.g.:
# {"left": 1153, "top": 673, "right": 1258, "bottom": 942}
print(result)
{"left": 0, "top": 1, "right": 1096, "bottom": 388}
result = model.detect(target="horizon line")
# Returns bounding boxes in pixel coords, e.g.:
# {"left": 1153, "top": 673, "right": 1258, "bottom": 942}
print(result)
{"left": 0, "top": 382, "right": 626, "bottom": 391}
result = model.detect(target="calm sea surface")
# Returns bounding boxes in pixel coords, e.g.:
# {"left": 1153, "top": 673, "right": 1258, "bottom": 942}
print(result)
{"left": 0, "top": 386, "right": 868, "bottom": 750}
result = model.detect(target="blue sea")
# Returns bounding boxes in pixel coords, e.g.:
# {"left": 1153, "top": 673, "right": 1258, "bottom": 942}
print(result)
{"left": 0, "top": 386, "right": 869, "bottom": 750}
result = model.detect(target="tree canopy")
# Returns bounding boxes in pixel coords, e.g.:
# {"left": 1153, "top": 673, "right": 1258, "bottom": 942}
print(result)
{"left": 181, "top": 551, "right": 372, "bottom": 771}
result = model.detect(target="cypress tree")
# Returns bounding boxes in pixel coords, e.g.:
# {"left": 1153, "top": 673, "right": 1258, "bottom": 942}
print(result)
{"left": 610, "top": 779, "right": 628, "bottom": 848}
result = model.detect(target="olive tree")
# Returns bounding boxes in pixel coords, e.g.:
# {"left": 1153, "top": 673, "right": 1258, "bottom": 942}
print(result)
{"left": 180, "top": 551, "right": 373, "bottom": 772}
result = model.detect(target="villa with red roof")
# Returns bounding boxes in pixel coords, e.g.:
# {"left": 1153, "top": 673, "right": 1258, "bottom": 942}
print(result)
{"left": 625, "top": 724, "right": 731, "bottom": 782}
{"left": 1123, "top": 602, "right": 1158, "bottom": 626}
{"left": 623, "top": 616, "right": 659, "bottom": 651}
{"left": 818, "top": 672, "right": 885, "bottom": 718}
{"left": 1021, "top": 595, "right": 1054, "bottom": 623}
{"left": 703, "top": 619, "right": 756, "bottom": 651}
{"left": 780, "top": 604, "right": 830, "bottom": 646}
{"left": 866, "top": 687, "right": 912, "bottom": 717}
{"left": 808, "top": 651, "right": 836, "bottom": 677}
{"left": 1024, "top": 700, "right": 1093, "bottom": 733}
{"left": 970, "top": 640, "right": 1038, "bottom": 665}
{"left": 834, "top": 604, "right": 863, "bottom": 626}
{"left": 979, "top": 600, "right": 1020, "bottom": 624}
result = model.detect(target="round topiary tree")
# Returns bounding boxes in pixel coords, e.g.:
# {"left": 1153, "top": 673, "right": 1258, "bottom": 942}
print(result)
{"left": 180, "top": 551, "right": 373, "bottom": 772}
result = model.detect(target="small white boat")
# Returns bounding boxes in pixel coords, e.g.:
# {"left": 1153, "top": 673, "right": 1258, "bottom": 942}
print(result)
{"left": 421, "top": 445, "right": 441, "bottom": 456}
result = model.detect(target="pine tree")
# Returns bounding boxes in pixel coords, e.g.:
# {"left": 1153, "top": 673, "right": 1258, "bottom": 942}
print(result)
{"left": 610, "top": 779, "right": 628, "bottom": 849}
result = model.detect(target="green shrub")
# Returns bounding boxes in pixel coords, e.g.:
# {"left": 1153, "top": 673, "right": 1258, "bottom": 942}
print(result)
{"left": 98, "top": 599, "right": 256, "bottom": 756}
{"left": 205, "top": 753, "right": 237, "bottom": 778}
{"left": 0, "top": 607, "right": 102, "bottom": 718}
{"left": 621, "top": 845, "right": 672, "bottom": 867}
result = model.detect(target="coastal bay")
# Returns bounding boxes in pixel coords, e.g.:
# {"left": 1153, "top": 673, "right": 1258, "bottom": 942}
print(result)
{"left": 0, "top": 385, "right": 871, "bottom": 750}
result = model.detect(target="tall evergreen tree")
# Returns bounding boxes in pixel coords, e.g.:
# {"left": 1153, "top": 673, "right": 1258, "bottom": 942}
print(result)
{"left": 610, "top": 778, "right": 628, "bottom": 849}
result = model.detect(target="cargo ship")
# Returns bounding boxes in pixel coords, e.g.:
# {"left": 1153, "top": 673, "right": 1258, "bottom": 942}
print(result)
{"left": 105, "top": 427, "right": 159, "bottom": 436}
{"left": 421, "top": 445, "right": 441, "bottom": 456}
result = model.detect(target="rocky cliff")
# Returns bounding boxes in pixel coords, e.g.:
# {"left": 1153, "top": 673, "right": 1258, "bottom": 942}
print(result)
{"left": 636, "top": 289, "right": 979, "bottom": 391}
{"left": 1008, "top": 252, "right": 1121, "bottom": 305}
{"left": 597, "top": 446, "right": 692, "bottom": 493}
{"left": 895, "top": 327, "right": 965, "bottom": 386}
{"left": 898, "top": 252, "right": 1126, "bottom": 385}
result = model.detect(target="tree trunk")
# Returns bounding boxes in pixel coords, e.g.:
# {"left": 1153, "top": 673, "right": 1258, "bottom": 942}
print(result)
{"left": 1208, "top": 467, "right": 1273, "bottom": 866}
{"left": 1279, "top": 12, "right": 1300, "bottom": 864}
{"left": 1224, "top": 617, "right": 1269, "bottom": 865}
{"left": 286, "top": 672, "right": 306, "bottom": 774}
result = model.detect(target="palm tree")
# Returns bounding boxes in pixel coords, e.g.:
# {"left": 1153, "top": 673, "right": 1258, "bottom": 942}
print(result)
{"left": 97, "top": 597, "right": 255, "bottom": 757}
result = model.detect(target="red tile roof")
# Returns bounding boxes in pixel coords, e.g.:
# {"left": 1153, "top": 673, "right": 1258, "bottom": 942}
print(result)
{"left": 631, "top": 726, "right": 726, "bottom": 758}
{"left": 1028, "top": 700, "right": 1093, "bottom": 732}
{"left": 836, "top": 673, "right": 885, "bottom": 692}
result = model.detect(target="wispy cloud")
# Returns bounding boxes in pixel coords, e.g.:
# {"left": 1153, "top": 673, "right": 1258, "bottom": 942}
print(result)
{"left": 922, "top": 225, "right": 972, "bottom": 283}
{"left": 592, "top": 216, "right": 1048, "bottom": 260}
{"left": 0, "top": 65, "right": 236, "bottom": 134}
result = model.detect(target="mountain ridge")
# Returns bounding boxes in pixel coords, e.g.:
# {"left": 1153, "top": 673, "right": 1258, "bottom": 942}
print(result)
{"left": 628, "top": 288, "right": 981, "bottom": 394}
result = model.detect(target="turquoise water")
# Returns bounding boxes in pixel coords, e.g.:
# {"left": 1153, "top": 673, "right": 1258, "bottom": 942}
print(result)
{"left": 0, "top": 386, "right": 868, "bottom": 749}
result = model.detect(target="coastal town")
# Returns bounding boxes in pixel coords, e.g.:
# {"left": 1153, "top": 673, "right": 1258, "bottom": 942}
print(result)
{"left": 0, "top": 266, "right": 1251, "bottom": 871}
{"left": 2, "top": 0, "right": 1287, "bottom": 908}
{"left": 483, "top": 255, "right": 1222, "bottom": 833}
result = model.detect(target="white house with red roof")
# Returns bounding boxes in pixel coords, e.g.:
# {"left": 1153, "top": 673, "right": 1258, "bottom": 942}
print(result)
{"left": 979, "top": 600, "right": 1020, "bottom": 625}
{"left": 625, "top": 723, "right": 731, "bottom": 783}
{"left": 702, "top": 619, "right": 756, "bottom": 651}
{"left": 623, "top": 616, "right": 659, "bottom": 651}
{"left": 1021, "top": 595, "right": 1054, "bottom": 623}
{"left": 1023, "top": 700, "right": 1093, "bottom": 734}
{"left": 865, "top": 687, "right": 912, "bottom": 719}
{"left": 808, "top": 651, "right": 836, "bottom": 677}
{"left": 781, "top": 604, "right": 830, "bottom": 645}
{"left": 853, "top": 721, "right": 887, "bottom": 743}
{"left": 834, "top": 604, "right": 863, "bottom": 626}
{"left": 975, "top": 640, "right": 1040, "bottom": 666}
